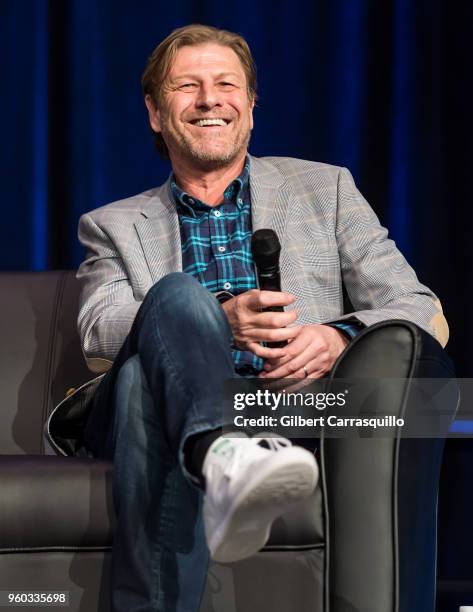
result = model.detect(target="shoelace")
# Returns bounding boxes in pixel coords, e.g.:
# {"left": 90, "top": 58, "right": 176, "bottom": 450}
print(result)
{"left": 223, "top": 435, "right": 292, "bottom": 479}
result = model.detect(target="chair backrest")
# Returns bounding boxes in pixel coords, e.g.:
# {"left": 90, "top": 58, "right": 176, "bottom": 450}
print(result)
{"left": 0, "top": 271, "right": 92, "bottom": 454}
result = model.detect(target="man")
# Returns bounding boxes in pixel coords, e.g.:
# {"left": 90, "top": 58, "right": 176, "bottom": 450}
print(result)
{"left": 73, "top": 24, "right": 448, "bottom": 612}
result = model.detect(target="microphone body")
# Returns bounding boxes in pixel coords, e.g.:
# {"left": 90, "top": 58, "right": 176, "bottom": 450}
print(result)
{"left": 251, "top": 229, "right": 287, "bottom": 348}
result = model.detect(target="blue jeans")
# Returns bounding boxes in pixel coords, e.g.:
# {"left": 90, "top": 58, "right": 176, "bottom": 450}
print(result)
{"left": 83, "top": 273, "right": 237, "bottom": 612}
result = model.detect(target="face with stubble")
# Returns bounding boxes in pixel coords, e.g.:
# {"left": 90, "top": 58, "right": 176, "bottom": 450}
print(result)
{"left": 145, "top": 42, "right": 255, "bottom": 170}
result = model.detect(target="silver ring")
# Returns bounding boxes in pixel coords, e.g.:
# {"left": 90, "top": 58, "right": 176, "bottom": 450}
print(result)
{"left": 302, "top": 365, "right": 309, "bottom": 377}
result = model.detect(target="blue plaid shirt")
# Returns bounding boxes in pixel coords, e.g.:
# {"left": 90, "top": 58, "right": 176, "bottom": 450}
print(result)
{"left": 171, "top": 158, "right": 264, "bottom": 373}
{"left": 171, "top": 157, "right": 361, "bottom": 374}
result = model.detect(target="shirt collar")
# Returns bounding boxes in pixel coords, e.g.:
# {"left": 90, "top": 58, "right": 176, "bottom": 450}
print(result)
{"left": 170, "top": 155, "right": 250, "bottom": 217}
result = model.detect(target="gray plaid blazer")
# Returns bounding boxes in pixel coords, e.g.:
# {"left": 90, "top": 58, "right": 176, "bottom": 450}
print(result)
{"left": 76, "top": 154, "right": 448, "bottom": 374}
{"left": 46, "top": 155, "right": 450, "bottom": 454}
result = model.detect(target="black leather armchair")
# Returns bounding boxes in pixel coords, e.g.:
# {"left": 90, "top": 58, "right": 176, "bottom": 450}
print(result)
{"left": 0, "top": 271, "right": 458, "bottom": 612}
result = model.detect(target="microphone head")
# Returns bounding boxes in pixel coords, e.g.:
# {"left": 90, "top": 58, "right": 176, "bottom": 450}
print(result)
{"left": 251, "top": 229, "right": 281, "bottom": 270}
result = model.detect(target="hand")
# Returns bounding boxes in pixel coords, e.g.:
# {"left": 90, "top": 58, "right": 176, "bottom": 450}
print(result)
{"left": 258, "top": 324, "right": 349, "bottom": 380}
{"left": 221, "top": 289, "right": 300, "bottom": 359}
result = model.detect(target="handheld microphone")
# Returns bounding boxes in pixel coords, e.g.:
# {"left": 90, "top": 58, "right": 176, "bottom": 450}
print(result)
{"left": 251, "top": 229, "right": 287, "bottom": 348}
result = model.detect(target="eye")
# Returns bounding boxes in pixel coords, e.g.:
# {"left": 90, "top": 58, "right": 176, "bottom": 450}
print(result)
{"left": 219, "top": 81, "right": 237, "bottom": 90}
{"left": 179, "top": 83, "right": 197, "bottom": 91}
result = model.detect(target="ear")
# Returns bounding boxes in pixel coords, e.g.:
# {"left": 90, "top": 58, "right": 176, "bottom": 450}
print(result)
{"left": 249, "top": 96, "right": 255, "bottom": 130}
{"left": 144, "top": 94, "right": 161, "bottom": 133}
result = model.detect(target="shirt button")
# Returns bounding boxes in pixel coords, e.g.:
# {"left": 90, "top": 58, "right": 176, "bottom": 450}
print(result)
{"left": 188, "top": 198, "right": 194, "bottom": 205}
{"left": 213, "top": 210, "right": 221, "bottom": 217}
{"left": 218, "top": 246, "right": 226, "bottom": 253}
{"left": 223, "top": 282, "right": 232, "bottom": 290}
{"left": 237, "top": 198, "right": 243, "bottom": 204}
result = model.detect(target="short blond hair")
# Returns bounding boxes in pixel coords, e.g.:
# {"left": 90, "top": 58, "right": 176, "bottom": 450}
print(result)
{"left": 141, "top": 24, "right": 257, "bottom": 158}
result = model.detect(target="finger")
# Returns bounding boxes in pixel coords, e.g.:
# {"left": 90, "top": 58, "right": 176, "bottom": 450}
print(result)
{"left": 247, "top": 342, "right": 288, "bottom": 360}
{"left": 304, "top": 357, "right": 332, "bottom": 379}
{"left": 262, "top": 341, "right": 302, "bottom": 368}
{"left": 262, "top": 331, "right": 316, "bottom": 373}
{"left": 263, "top": 356, "right": 285, "bottom": 370}
{"left": 248, "top": 325, "right": 302, "bottom": 344}
{"left": 262, "top": 352, "right": 296, "bottom": 371}
{"left": 262, "top": 344, "right": 317, "bottom": 379}
{"left": 307, "top": 368, "right": 327, "bottom": 380}
{"left": 277, "top": 346, "right": 334, "bottom": 380}
{"left": 246, "top": 290, "right": 296, "bottom": 311}
{"left": 248, "top": 309, "right": 298, "bottom": 329}
{"left": 283, "top": 363, "right": 329, "bottom": 382}
{"left": 263, "top": 353, "right": 292, "bottom": 371}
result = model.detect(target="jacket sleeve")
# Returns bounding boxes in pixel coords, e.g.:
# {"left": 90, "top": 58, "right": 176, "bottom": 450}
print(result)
{"left": 76, "top": 212, "right": 141, "bottom": 372}
{"left": 332, "top": 167, "right": 449, "bottom": 347}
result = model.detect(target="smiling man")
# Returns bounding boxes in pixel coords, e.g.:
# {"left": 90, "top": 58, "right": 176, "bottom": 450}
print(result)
{"left": 72, "top": 24, "right": 449, "bottom": 612}
{"left": 145, "top": 43, "right": 254, "bottom": 174}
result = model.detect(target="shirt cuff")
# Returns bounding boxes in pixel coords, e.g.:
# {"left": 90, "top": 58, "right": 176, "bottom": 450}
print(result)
{"left": 325, "top": 319, "right": 365, "bottom": 340}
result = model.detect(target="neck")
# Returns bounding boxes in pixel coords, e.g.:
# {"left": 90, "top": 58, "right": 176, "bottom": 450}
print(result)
{"left": 170, "top": 152, "right": 247, "bottom": 206}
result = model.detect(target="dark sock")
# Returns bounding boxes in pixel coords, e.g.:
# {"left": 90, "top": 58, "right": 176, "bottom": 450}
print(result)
{"left": 184, "top": 428, "right": 223, "bottom": 488}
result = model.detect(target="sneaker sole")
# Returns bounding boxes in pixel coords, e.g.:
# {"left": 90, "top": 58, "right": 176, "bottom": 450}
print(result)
{"left": 207, "top": 447, "right": 318, "bottom": 563}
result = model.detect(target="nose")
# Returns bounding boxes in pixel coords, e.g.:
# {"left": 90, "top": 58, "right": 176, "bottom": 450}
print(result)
{"left": 195, "top": 82, "right": 222, "bottom": 110}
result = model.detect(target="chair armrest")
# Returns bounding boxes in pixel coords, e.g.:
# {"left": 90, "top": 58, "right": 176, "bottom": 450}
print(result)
{"left": 0, "top": 456, "right": 113, "bottom": 552}
{"left": 320, "top": 320, "right": 459, "bottom": 612}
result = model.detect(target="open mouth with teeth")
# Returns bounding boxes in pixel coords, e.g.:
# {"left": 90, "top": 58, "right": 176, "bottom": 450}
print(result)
{"left": 190, "top": 118, "right": 231, "bottom": 127}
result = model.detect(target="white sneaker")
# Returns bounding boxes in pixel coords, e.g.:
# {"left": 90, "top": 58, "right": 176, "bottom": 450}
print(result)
{"left": 202, "top": 433, "right": 319, "bottom": 563}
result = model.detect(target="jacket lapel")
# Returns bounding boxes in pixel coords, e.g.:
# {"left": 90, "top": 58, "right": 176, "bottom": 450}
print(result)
{"left": 249, "top": 156, "right": 305, "bottom": 300}
{"left": 134, "top": 179, "right": 182, "bottom": 283}
{"left": 249, "top": 155, "right": 290, "bottom": 243}
{"left": 133, "top": 156, "right": 292, "bottom": 284}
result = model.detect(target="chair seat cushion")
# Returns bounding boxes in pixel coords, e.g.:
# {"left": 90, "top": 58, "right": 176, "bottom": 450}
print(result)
{"left": 0, "top": 456, "right": 113, "bottom": 551}
{"left": 0, "top": 455, "right": 324, "bottom": 552}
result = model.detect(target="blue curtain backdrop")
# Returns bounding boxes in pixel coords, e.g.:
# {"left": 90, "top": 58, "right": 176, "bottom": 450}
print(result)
{"left": 2, "top": 0, "right": 472, "bottom": 378}
{"left": 1, "top": 2, "right": 472, "bottom": 605}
